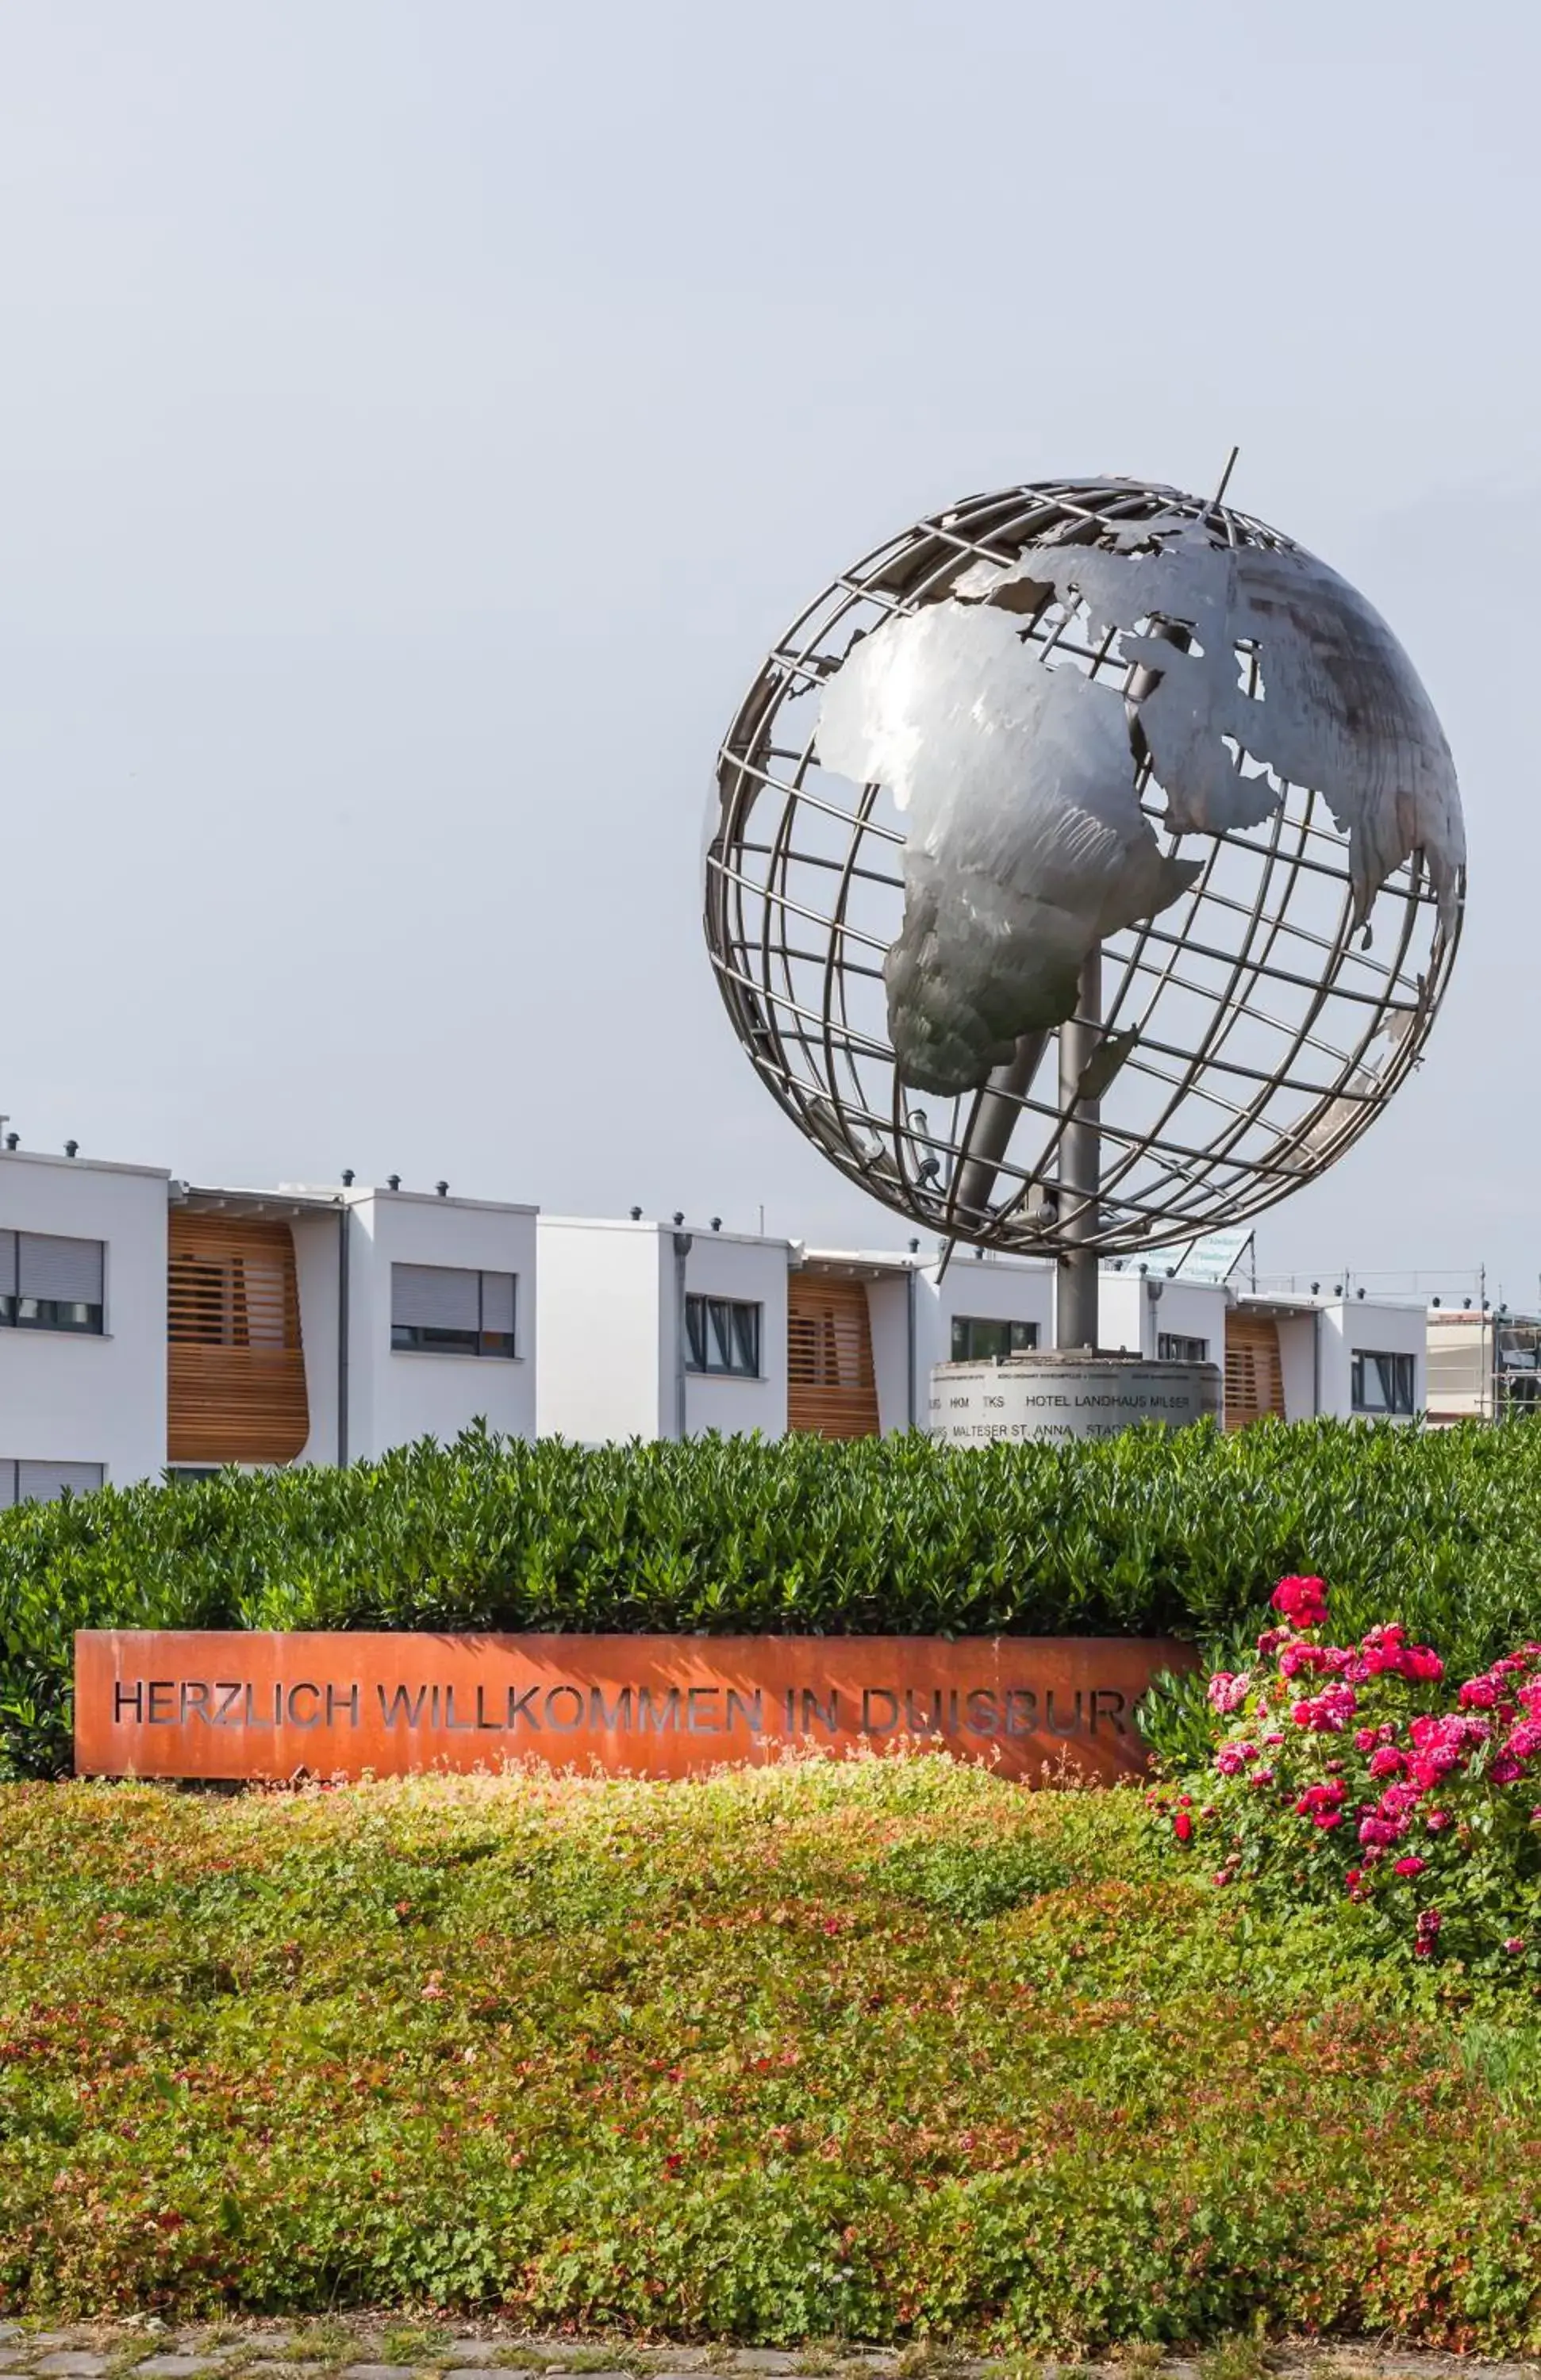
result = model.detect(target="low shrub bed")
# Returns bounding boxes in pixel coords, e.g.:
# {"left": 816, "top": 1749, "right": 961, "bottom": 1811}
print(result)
{"left": 1159, "top": 1574, "right": 1541, "bottom": 1975}
{"left": 3, "top": 1418, "right": 1541, "bottom": 1776}
{"left": 2, "top": 1756, "right": 1540, "bottom": 2344}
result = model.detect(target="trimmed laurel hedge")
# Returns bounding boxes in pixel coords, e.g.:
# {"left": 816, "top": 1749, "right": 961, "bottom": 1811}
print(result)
{"left": 2, "top": 1418, "right": 1540, "bottom": 1777}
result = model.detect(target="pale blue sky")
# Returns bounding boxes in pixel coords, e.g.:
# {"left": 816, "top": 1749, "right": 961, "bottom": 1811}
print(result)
{"left": 1, "top": 2, "right": 1537, "bottom": 1299}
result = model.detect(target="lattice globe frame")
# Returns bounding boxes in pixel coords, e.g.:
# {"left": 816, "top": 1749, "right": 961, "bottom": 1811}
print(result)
{"left": 705, "top": 477, "right": 1463, "bottom": 1261}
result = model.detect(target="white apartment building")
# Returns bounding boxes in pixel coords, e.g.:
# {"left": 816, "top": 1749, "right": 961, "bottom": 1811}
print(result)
{"left": 0, "top": 1145, "right": 536, "bottom": 1495}
{"left": 0, "top": 1149, "right": 171, "bottom": 1499}
{"left": 536, "top": 1224, "right": 1426, "bottom": 1442}
{"left": 0, "top": 1130, "right": 1449, "bottom": 1505}
{"left": 1097, "top": 1269, "right": 1429, "bottom": 1426}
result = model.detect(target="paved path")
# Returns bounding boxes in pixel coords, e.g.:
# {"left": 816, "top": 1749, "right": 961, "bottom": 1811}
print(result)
{"left": 0, "top": 2325, "right": 1535, "bottom": 2380}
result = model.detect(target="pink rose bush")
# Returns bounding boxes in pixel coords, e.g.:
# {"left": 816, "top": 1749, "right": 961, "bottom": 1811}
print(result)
{"left": 1155, "top": 1576, "right": 1541, "bottom": 1975}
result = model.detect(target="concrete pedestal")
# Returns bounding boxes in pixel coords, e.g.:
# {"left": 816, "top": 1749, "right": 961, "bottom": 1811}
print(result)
{"left": 928, "top": 1349, "right": 1221, "bottom": 1445}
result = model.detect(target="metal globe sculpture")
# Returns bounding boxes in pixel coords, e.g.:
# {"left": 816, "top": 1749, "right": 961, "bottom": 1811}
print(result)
{"left": 705, "top": 474, "right": 1464, "bottom": 1339}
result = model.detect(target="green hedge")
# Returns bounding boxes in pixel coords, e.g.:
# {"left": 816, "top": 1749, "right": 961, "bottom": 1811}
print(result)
{"left": 2, "top": 1418, "right": 1540, "bottom": 1777}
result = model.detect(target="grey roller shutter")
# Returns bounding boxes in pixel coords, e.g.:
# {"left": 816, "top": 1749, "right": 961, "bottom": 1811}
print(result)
{"left": 481, "top": 1272, "right": 516, "bottom": 1336}
{"left": 17, "top": 1461, "right": 104, "bottom": 1503}
{"left": 0, "top": 1231, "right": 15, "bottom": 1297}
{"left": 18, "top": 1234, "right": 103, "bottom": 1303}
{"left": 391, "top": 1263, "right": 480, "bottom": 1331}
{"left": 0, "top": 1462, "right": 15, "bottom": 1508}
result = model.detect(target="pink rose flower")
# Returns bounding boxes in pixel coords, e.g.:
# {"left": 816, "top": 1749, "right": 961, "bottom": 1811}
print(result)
{"left": 1392, "top": 1855, "right": 1426, "bottom": 1878}
{"left": 1272, "top": 1575, "right": 1329, "bottom": 1628}
{"left": 1207, "top": 1671, "right": 1252, "bottom": 1714}
{"left": 1290, "top": 1683, "right": 1358, "bottom": 1734}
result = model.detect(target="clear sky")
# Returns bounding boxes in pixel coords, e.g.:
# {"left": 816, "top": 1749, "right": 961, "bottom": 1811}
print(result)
{"left": 1, "top": 1, "right": 1536, "bottom": 1303}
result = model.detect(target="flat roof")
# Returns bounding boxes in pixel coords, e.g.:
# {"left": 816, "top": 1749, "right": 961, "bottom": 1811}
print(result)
{"left": 0, "top": 1148, "right": 170, "bottom": 1183}
{"left": 799, "top": 1249, "right": 916, "bottom": 1280}
{"left": 177, "top": 1183, "right": 343, "bottom": 1220}
{"left": 541, "top": 1214, "right": 790, "bottom": 1248}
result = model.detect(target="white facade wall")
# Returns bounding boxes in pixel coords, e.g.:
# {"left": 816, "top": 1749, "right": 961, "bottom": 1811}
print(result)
{"left": 927, "top": 1256, "right": 1056, "bottom": 1376}
{"left": 1275, "top": 1311, "right": 1319, "bottom": 1421}
{"left": 339, "top": 1188, "right": 538, "bottom": 1458}
{"left": 1321, "top": 1297, "right": 1428, "bottom": 1422}
{"left": 0, "top": 1151, "right": 170, "bottom": 1488}
{"left": 536, "top": 1219, "right": 664, "bottom": 1441}
{"left": 290, "top": 1211, "right": 343, "bottom": 1468}
{"left": 683, "top": 1232, "right": 790, "bottom": 1438}
{"left": 1097, "top": 1272, "right": 1228, "bottom": 1361}
{"left": 540, "top": 1218, "right": 791, "bottom": 1442}
{"left": 866, "top": 1273, "right": 914, "bottom": 1434}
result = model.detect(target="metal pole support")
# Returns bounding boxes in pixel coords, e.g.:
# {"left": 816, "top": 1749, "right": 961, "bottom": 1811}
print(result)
{"left": 1056, "top": 949, "right": 1102, "bottom": 1351}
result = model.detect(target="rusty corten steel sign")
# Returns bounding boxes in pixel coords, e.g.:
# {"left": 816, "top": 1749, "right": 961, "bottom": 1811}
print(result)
{"left": 74, "top": 1632, "right": 1194, "bottom": 1785}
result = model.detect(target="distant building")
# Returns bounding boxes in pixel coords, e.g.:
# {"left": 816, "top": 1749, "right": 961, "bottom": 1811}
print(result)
{"left": 1427, "top": 1307, "right": 1541, "bottom": 1424}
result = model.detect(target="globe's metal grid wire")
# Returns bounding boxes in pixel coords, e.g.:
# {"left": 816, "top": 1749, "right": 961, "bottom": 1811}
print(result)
{"left": 706, "top": 479, "right": 1461, "bottom": 1258}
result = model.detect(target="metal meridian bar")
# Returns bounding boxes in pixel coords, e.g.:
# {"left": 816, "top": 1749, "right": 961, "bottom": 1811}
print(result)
{"left": 1056, "top": 947, "right": 1102, "bottom": 1350}
{"left": 952, "top": 1030, "right": 1050, "bottom": 1224}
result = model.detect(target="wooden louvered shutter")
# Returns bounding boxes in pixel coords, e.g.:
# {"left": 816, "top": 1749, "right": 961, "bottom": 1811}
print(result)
{"left": 167, "top": 1212, "right": 309, "bottom": 1464}
{"left": 787, "top": 1276, "right": 880, "bottom": 1438}
{"left": 1224, "top": 1315, "right": 1285, "bottom": 1430}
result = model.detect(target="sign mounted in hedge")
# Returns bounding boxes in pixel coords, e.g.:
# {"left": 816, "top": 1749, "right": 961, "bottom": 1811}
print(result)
{"left": 75, "top": 1632, "right": 1193, "bottom": 1785}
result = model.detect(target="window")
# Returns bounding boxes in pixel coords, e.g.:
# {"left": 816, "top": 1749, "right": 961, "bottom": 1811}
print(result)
{"left": 1159, "top": 1332, "right": 1209, "bottom": 1363}
{"left": 0, "top": 1231, "right": 104, "bottom": 1334}
{"left": 685, "top": 1293, "right": 761, "bottom": 1377}
{"left": 0, "top": 1460, "right": 104, "bottom": 1507}
{"left": 390, "top": 1264, "right": 517, "bottom": 1357}
{"left": 1351, "top": 1350, "right": 1417, "bottom": 1416}
{"left": 951, "top": 1315, "right": 1039, "bottom": 1361}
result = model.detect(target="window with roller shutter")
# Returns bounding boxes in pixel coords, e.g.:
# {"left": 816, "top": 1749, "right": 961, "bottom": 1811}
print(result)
{"left": 390, "top": 1265, "right": 517, "bottom": 1357}
{"left": 0, "top": 1230, "right": 105, "bottom": 1334}
{"left": 0, "top": 1460, "right": 105, "bottom": 1507}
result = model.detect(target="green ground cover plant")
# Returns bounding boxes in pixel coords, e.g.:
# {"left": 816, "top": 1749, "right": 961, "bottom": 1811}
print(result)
{"left": 3, "top": 1418, "right": 1541, "bottom": 1777}
{"left": 2, "top": 1756, "right": 1539, "bottom": 2344}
